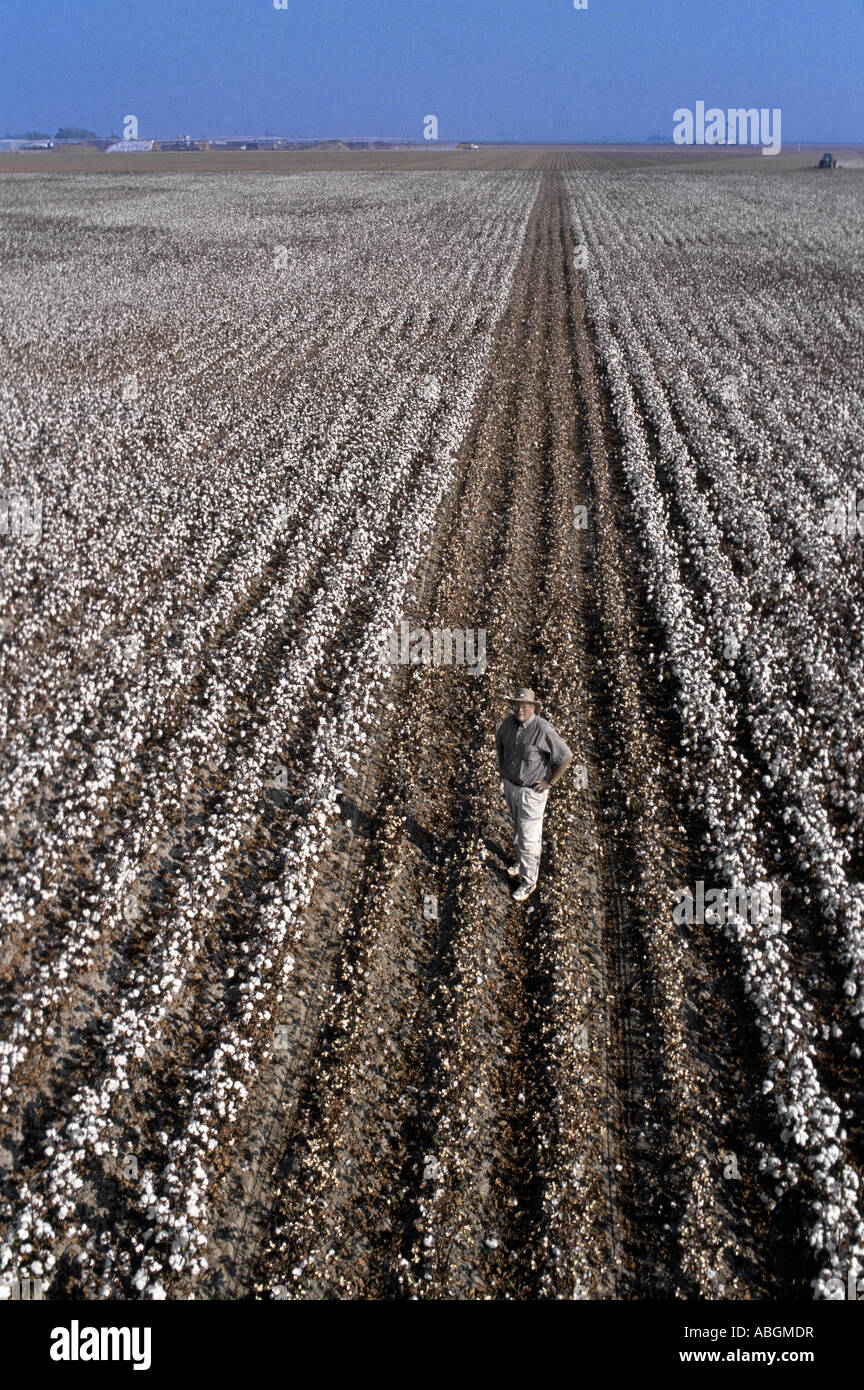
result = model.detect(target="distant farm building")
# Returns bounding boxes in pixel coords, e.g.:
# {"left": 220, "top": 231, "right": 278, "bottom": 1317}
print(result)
{"left": 106, "top": 139, "right": 157, "bottom": 153}
{"left": 53, "top": 137, "right": 106, "bottom": 149}
{"left": 0, "top": 139, "right": 54, "bottom": 152}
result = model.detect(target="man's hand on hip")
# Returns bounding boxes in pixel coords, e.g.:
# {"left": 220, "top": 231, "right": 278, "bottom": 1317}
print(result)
{"left": 540, "top": 758, "right": 573, "bottom": 793}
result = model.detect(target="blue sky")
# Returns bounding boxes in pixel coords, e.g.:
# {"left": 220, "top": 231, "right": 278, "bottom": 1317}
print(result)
{"left": 3, "top": 0, "right": 862, "bottom": 142}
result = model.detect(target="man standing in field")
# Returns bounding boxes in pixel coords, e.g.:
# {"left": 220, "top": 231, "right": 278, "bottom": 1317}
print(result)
{"left": 495, "top": 688, "right": 573, "bottom": 902}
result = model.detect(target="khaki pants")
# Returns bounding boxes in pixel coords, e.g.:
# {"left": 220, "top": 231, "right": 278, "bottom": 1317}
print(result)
{"left": 503, "top": 779, "right": 549, "bottom": 887}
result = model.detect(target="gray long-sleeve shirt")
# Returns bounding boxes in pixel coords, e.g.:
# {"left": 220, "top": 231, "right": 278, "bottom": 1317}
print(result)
{"left": 495, "top": 712, "right": 573, "bottom": 787}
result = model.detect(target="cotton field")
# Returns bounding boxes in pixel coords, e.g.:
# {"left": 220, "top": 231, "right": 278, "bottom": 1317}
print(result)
{"left": 568, "top": 168, "right": 864, "bottom": 1298}
{"left": 1, "top": 161, "right": 863, "bottom": 1301}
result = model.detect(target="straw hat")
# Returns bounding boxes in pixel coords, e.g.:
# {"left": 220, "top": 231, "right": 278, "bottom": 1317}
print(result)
{"left": 503, "top": 687, "right": 542, "bottom": 711}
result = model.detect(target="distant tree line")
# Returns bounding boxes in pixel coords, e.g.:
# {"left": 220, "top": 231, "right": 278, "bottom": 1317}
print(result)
{"left": 2, "top": 128, "right": 120, "bottom": 141}
{"left": 54, "top": 128, "right": 110, "bottom": 141}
